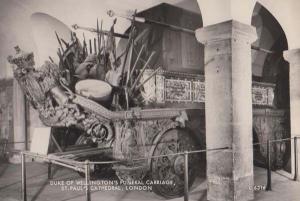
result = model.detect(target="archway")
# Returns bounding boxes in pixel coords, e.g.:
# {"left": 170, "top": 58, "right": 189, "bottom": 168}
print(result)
{"left": 251, "top": 2, "right": 291, "bottom": 173}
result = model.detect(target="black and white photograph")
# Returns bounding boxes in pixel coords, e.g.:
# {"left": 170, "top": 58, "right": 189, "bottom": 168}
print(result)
{"left": 0, "top": 0, "right": 299, "bottom": 201}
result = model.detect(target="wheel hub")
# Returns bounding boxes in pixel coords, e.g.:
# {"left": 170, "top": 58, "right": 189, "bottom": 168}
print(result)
{"left": 173, "top": 155, "right": 184, "bottom": 175}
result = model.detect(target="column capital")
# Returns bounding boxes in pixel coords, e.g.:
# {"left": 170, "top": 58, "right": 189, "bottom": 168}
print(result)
{"left": 195, "top": 20, "right": 257, "bottom": 45}
{"left": 284, "top": 49, "right": 300, "bottom": 65}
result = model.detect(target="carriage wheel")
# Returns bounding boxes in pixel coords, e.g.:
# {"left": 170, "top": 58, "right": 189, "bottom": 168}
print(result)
{"left": 150, "top": 128, "right": 200, "bottom": 198}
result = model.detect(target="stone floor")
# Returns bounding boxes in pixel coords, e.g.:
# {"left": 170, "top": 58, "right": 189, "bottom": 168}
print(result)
{"left": 0, "top": 161, "right": 299, "bottom": 201}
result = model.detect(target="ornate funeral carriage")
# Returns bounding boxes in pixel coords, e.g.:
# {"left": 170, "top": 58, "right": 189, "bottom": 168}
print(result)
{"left": 8, "top": 4, "right": 290, "bottom": 198}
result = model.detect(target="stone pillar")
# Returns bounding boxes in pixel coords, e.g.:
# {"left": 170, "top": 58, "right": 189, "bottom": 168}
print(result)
{"left": 9, "top": 79, "right": 27, "bottom": 163}
{"left": 196, "top": 20, "right": 257, "bottom": 201}
{"left": 283, "top": 49, "right": 300, "bottom": 180}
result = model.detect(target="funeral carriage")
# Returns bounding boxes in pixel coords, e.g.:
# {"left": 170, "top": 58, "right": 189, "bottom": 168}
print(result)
{"left": 8, "top": 5, "right": 290, "bottom": 198}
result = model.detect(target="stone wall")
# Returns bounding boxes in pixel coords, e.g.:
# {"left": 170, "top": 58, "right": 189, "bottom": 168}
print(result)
{"left": 0, "top": 79, "right": 13, "bottom": 151}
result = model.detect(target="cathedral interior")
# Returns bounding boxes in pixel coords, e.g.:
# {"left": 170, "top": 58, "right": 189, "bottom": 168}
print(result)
{"left": 0, "top": 0, "right": 300, "bottom": 201}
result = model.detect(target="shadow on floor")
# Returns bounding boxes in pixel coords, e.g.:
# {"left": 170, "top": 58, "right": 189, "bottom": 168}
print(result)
{"left": 0, "top": 163, "right": 9, "bottom": 178}
{"left": 31, "top": 167, "right": 61, "bottom": 201}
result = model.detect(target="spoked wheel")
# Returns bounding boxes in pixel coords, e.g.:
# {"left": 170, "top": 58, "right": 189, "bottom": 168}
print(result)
{"left": 150, "top": 128, "right": 200, "bottom": 198}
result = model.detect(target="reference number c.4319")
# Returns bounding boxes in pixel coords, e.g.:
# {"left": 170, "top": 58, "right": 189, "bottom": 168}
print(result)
{"left": 249, "top": 185, "right": 266, "bottom": 191}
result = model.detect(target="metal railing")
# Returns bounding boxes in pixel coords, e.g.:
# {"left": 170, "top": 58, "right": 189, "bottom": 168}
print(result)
{"left": 264, "top": 136, "right": 299, "bottom": 190}
{"left": 19, "top": 136, "right": 299, "bottom": 201}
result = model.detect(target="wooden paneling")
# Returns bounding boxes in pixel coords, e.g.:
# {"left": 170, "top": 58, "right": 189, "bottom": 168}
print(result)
{"left": 162, "top": 29, "right": 182, "bottom": 70}
{"left": 137, "top": 3, "right": 204, "bottom": 74}
{"left": 181, "top": 32, "right": 203, "bottom": 71}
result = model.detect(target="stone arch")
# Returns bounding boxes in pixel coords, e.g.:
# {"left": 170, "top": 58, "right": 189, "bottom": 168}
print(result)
{"left": 251, "top": 2, "right": 291, "bottom": 173}
{"left": 251, "top": 2, "right": 290, "bottom": 109}
{"left": 256, "top": 0, "right": 300, "bottom": 49}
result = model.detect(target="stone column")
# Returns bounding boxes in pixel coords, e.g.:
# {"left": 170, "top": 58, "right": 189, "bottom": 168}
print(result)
{"left": 196, "top": 20, "right": 257, "bottom": 201}
{"left": 9, "top": 79, "right": 27, "bottom": 163}
{"left": 283, "top": 49, "right": 300, "bottom": 180}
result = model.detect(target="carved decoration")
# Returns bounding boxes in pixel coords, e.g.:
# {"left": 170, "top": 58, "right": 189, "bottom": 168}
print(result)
{"left": 165, "top": 79, "right": 192, "bottom": 102}
{"left": 113, "top": 118, "right": 179, "bottom": 181}
{"left": 193, "top": 81, "right": 205, "bottom": 102}
{"left": 155, "top": 74, "right": 165, "bottom": 103}
{"left": 139, "top": 69, "right": 156, "bottom": 104}
{"left": 253, "top": 109, "right": 289, "bottom": 169}
{"left": 252, "top": 82, "right": 275, "bottom": 106}
{"left": 141, "top": 70, "right": 275, "bottom": 106}
{"left": 7, "top": 48, "right": 114, "bottom": 146}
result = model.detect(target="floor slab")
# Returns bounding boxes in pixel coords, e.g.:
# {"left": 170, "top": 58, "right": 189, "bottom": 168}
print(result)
{"left": 0, "top": 162, "right": 299, "bottom": 201}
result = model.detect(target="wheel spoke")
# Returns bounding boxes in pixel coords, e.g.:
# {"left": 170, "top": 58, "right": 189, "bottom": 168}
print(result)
{"left": 158, "top": 165, "right": 172, "bottom": 179}
{"left": 151, "top": 129, "right": 200, "bottom": 198}
{"left": 165, "top": 144, "right": 177, "bottom": 160}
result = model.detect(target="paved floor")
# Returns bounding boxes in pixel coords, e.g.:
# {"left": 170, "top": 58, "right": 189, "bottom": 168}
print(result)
{"left": 0, "top": 161, "right": 299, "bottom": 201}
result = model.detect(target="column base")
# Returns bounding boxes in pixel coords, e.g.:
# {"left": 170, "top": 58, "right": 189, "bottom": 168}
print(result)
{"left": 9, "top": 153, "right": 32, "bottom": 164}
{"left": 207, "top": 174, "right": 253, "bottom": 201}
{"left": 9, "top": 153, "right": 21, "bottom": 164}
